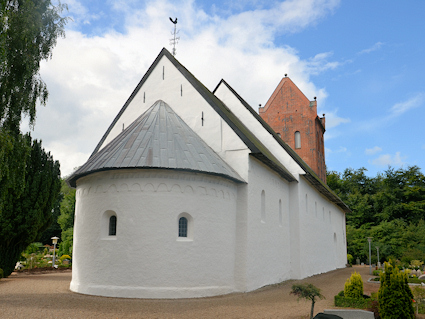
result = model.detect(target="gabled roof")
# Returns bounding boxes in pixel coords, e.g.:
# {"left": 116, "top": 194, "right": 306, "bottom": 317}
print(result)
{"left": 90, "top": 48, "right": 297, "bottom": 183}
{"left": 213, "top": 79, "right": 351, "bottom": 214}
{"left": 261, "top": 77, "right": 310, "bottom": 113}
{"left": 67, "top": 100, "right": 245, "bottom": 187}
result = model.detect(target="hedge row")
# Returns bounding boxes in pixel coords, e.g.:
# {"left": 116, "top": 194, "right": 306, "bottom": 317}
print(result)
{"left": 334, "top": 293, "right": 373, "bottom": 309}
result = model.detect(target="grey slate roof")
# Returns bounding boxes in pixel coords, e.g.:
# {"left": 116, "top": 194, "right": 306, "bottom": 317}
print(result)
{"left": 67, "top": 100, "right": 244, "bottom": 187}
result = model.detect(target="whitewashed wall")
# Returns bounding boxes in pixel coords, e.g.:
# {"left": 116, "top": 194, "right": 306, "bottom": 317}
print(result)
{"left": 244, "top": 158, "right": 292, "bottom": 292}
{"left": 70, "top": 169, "right": 238, "bottom": 298}
{"left": 297, "top": 177, "right": 347, "bottom": 278}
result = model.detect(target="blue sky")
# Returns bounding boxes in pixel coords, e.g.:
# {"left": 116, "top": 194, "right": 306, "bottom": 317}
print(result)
{"left": 25, "top": 0, "right": 425, "bottom": 178}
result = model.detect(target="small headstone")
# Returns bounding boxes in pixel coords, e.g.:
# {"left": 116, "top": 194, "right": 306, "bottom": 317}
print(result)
{"left": 361, "top": 262, "right": 364, "bottom": 266}
{"left": 356, "top": 258, "right": 360, "bottom": 265}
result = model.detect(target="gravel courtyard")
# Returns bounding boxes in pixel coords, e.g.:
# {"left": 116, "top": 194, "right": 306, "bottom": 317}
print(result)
{"left": 0, "top": 265, "right": 420, "bottom": 319}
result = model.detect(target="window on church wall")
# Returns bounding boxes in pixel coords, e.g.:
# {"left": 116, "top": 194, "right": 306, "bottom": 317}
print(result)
{"left": 261, "top": 190, "right": 266, "bottom": 222}
{"left": 102, "top": 210, "right": 117, "bottom": 239}
{"left": 177, "top": 213, "right": 193, "bottom": 240}
{"left": 178, "top": 217, "right": 187, "bottom": 237}
{"left": 295, "top": 131, "right": 301, "bottom": 149}
{"left": 109, "top": 215, "right": 117, "bottom": 236}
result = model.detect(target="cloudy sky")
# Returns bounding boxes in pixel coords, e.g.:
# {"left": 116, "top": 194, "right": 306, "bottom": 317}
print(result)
{"left": 23, "top": 0, "right": 425, "bottom": 178}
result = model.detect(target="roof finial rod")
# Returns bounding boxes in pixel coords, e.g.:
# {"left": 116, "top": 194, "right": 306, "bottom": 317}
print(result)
{"left": 169, "top": 17, "right": 179, "bottom": 56}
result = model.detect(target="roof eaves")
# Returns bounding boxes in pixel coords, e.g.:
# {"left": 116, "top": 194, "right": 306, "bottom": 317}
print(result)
{"left": 67, "top": 166, "right": 246, "bottom": 188}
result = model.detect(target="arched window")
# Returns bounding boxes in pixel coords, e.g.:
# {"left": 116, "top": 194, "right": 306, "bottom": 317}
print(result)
{"left": 109, "top": 215, "right": 117, "bottom": 236}
{"left": 179, "top": 217, "right": 188, "bottom": 237}
{"left": 295, "top": 131, "right": 301, "bottom": 149}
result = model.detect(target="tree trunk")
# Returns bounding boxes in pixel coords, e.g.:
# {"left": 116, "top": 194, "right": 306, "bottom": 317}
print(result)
{"left": 310, "top": 299, "right": 315, "bottom": 319}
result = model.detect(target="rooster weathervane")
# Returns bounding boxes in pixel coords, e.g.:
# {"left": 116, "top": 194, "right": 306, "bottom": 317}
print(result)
{"left": 169, "top": 17, "right": 179, "bottom": 56}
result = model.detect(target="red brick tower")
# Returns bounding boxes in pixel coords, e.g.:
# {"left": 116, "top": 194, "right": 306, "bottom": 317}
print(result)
{"left": 259, "top": 76, "right": 326, "bottom": 183}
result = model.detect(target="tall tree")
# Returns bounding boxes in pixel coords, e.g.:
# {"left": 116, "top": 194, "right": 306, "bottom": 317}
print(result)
{"left": 57, "top": 179, "right": 75, "bottom": 255}
{"left": 0, "top": 136, "right": 61, "bottom": 276}
{"left": 0, "top": 0, "right": 67, "bottom": 276}
{"left": 0, "top": 0, "right": 67, "bottom": 133}
{"left": 328, "top": 166, "right": 425, "bottom": 264}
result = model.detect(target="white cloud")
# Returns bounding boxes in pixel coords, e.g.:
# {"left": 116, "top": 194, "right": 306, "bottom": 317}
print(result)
{"left": 370, "top": 152, "right": 406, "bottom": 167}
{"left": 365, "top": 146, "right": 382, "bottom": 155}
{"left": 321, "top": 109, "right": 350, "bottom": 129}
{"left": 356, "top": 92, "right": 425, "bottom": 133}
{"left": 304, "top": 52, "right": 342, "bottom": 75}
{"left": 389, "top": 93, "right": 425, "bottom": 117}
{"left": 28, "top": 0, "right": 342, "bottom": 176}
{"left": 358, "top": 41, "right": 384, "bottom": 55}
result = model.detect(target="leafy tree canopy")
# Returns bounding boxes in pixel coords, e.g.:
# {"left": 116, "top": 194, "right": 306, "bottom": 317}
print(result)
{"left": 328, "top": 166, "right": 425, "bottom": 264}
{"left": 0, "top": 136, "right": 61, "bottom": 276}
{"left": 0, "top": 0, "right": 67, "bottom": 277}
{"left": 0, "top": 0, "right": 68, "bottom": 134}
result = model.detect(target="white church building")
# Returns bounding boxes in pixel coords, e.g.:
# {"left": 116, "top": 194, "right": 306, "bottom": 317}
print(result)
{"left": 67, "top": 48, "right": 350, "bottom": 299}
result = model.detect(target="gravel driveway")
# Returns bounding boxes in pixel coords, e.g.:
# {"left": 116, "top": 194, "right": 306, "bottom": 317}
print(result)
{"left": 0, "top": 265, "right": 420, "bottom": 319}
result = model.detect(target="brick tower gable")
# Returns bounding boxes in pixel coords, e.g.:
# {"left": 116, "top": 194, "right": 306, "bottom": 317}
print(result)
{"left": 259, "top": 77, "right": 327, "bottom": 183}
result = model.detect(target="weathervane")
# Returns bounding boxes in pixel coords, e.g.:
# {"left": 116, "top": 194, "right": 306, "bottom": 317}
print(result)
{"left": 169, "top": 17, "right": 179, "bottom": 56}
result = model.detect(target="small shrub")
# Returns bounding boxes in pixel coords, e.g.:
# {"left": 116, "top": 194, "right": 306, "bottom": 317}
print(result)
{"left": 347, "top": 254, "right": 353, "bottom": 265}
{"left": 0, "top": 268, "right": 3, "bottom": 279}
{"left": 379, "top": 262, "right": 414, "bottom": 319}
{"left": 344, "top": 271, "right": 363, "bottom": 299}
{"left": 373, "top": 269, "right": 382, "bottom": 276}
{"left": 290, "top": 283, "right": 325, "bottom": 319}
{"left": 334, "top": 293, "right": 372, "bottom": 309}
{"left": 59, "top": 254, "right": 71, "bottom": 263}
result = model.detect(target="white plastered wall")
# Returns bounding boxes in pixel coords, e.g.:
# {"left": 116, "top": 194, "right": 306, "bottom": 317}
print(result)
{"left": 296, "top": 177, "right": 347, "bottom": 279}
{"left": 70, "top": 169, "right": 238, "bottom": 299}
{"left": 243, "top": 158, "right": 292, "bottom": 292}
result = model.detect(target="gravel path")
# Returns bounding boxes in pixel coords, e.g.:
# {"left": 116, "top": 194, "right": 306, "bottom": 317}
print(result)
{"left": 0, "top": 265, "right": 420, "bottom": 318}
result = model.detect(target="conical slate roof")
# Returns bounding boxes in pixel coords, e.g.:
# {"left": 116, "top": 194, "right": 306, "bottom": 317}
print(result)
{"left": 67, "top": 100, "right": 244, "bottom": 187}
